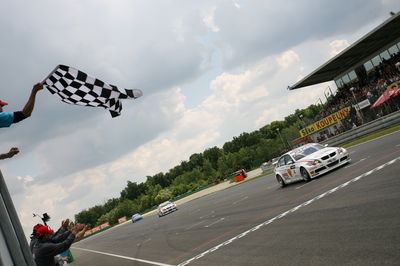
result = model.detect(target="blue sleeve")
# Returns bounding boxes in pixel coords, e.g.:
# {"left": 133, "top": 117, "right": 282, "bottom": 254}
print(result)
{"left": 0, "top": 112, "right": 14, "bottom": 128}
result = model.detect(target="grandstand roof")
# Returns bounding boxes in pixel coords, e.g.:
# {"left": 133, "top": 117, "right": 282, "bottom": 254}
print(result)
{"left": 289, "top": 12, "right": 400, "bottom": 90}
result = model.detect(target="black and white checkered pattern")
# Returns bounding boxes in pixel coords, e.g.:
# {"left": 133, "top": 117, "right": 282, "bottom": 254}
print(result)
{"left": 43, "top": 65, "right": 143, "bottom": 117}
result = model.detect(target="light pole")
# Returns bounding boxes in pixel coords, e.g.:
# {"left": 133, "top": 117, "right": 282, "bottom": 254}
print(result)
{"left": 298, "top": 114, "right": 306, "bottom": 127}
{"left": 276, "top": 128, "right": 287, "bottom": 149}
{"left": 324, "top": 86, "right": 335, "bottom": 102}
{"left": 327, "top": 85, "right": 334, "bottom": 96}
{"left": 324, "top": 88, "right": 330, "bottom": 102}
{"left": 350, "top": 87, "right": 364, "bottom": 124}
{"left": 315, "top": 97, "right": 323, "bottom": 107}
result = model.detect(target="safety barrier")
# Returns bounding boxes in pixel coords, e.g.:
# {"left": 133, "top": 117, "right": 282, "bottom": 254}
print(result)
{"left": 83, "top": 222, "right": 110, "bottom": 237}
{"left": 321, "top": 110, "right": 400, "bottom": 147}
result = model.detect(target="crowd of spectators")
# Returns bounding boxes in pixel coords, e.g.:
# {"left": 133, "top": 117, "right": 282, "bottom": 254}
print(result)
{"left": 319, "top": 51, "right": 400, "bottom": 125}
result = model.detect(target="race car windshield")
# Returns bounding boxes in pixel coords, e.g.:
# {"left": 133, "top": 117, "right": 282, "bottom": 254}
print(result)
{"left": 293, "top": 144, "right": 325, "bottom": 160}
{"left": 160, "top": 202, "right": 171, "bottom": 207}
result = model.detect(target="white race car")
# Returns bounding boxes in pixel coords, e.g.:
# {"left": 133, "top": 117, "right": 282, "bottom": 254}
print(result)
{"left": 157, "top": 201, "right": 178, "bottom": 217}
{"left": 274, "top": 143, "right": 350, "bottom": 187}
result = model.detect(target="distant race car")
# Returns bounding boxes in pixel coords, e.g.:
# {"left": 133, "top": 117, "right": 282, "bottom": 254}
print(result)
{"left": 274, "top": 143, "right": 350, "bottom": 187}
{"left": 157, "top": 201, "right": 178, "bottom": 217}
{"left": 131, "top": 213, "right": 143, "bottom": 223}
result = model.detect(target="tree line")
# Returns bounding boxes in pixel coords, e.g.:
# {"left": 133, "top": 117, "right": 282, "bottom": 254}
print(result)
{"left": 75, "top": 104, "right": 323, "bottom": 226}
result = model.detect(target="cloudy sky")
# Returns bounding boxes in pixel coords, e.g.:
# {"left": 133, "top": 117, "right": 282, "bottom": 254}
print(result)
{"left": 1, "top": 0, "right": 399, "bottom": 237}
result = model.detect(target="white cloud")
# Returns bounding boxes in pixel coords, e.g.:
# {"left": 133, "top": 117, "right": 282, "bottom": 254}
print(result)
{"left": 255, "top": 108, "right": 281, "bottom": 127}
{"left": 202, "top": 7, "right": 220, "bottom": 32}
{"left": 276, "top": 50, "right": 300, "bottom": 69}
{"left": 329, "top": 39, "right": 350, "bottom": 57}
{"left": 232, "top": 0, "right": 241, "bottom": 9}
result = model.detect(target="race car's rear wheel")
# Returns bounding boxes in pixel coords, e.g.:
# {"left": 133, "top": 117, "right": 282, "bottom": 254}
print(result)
{"left": 300, "top": 167, "right": 311, "bottom": 182}
{"left": 277, "top": 175, "right": 286, "bottom": 188}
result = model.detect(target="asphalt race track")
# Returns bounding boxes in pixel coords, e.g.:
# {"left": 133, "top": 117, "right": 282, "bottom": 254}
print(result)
{"left": 72, "top": 130, "right": 400, "bottom": 266}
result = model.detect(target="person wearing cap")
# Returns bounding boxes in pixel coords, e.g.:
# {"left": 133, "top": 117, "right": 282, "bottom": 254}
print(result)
{"left": 0, "top": 82, "right": 43, "bottom": 128}
{"left": 30, "top": 220, "right": 71, "bottom": 253}
{"left": 1, "top": 82, "right": 43, "bottom": 160}
{"left": 32, "top": 223, "right": 89, "bottom": 266}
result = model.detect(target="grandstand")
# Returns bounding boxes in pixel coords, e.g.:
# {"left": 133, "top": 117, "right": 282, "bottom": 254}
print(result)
{"left": 288, "top": 12, "right": 400, "bottom": 143}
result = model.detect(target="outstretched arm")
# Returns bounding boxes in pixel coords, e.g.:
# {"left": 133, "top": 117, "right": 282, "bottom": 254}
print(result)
{"left": 73, "top": 224, "right": 90, "bottom": 242}
{"left": 21, "top": 83, "right": 43, "bottom": 117}
{"left": 0, "top": 147, "right": 19, "bottom": 160}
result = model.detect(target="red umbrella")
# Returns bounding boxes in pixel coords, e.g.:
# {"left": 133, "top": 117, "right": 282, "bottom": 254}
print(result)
{"left": 370, "top": 87, "right": 400, "bottom": 108}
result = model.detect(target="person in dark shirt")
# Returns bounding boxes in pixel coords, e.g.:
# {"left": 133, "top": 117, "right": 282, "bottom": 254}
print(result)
{"left": 32, "top": 222, "right": 89, "bottom": 266}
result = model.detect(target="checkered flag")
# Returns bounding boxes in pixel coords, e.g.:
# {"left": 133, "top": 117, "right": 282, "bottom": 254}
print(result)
{"left": 43, "top": 65, "right": 143, "bottom": 117}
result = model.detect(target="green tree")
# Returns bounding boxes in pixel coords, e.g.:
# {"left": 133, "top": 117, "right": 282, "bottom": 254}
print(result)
{"left": 120, "top": 181, "right": 146, "bottom": 200}
{"left": 255, "top": 138, "right": 280, "bottom": 161}
{"left": 202, "top": 159, "right": 218, "bottom": 182}
{"left": 107, "top": 199, "right": 137, "bottom": 225}
{"left": 203, "top": 146, "right": 223, "bottom": 169}
{"left": 189, "top": 153, "right": 204, "bottom": 169}
{"left": 155, "top": 188, "right": 173, "bottom": 203}
{"left": 103, "top": 198, "right": 120, "bottom": 213}
{"left": 236, "top": 147, "right": 255, "bottom": 169}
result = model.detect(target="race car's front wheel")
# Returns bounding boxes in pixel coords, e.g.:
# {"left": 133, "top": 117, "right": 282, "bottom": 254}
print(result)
{"left": 300, "top": 167, "right": 311, "bottom": 182}
{"left": 277, "top": 175, "right": 286, "bottom": 188}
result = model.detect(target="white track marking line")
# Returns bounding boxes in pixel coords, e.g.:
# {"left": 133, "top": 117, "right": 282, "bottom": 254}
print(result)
{"left": 232, "top": 196, "right": 248, "bottom": 205}
{"left": 267, "top": 184, "right": 279, "bottom": 189}
{"left": 137, "top": 238, "right": 152, "bottom": 246}
{"left": 200, "top": 211, "right": 215, "bottom": 219}
{"left": 295, "top": 183, "right": 309, "bottom": 189}
{"left": 178, "top": 156, "right": 400, "bottom": 266}
{"left": 190, "top": 209, "right": 201, "bottom": 214}
{"left": 204, "top": 218, "right": 225, "bottom": 228}
{"left": 71, "top": 247, "right": 173, "bottom": 266}
{"left": 345, "top": 158, "right": 366, "bottom": 168}
{"left": 185, "top": 220, "right": 206, "bottom": 230}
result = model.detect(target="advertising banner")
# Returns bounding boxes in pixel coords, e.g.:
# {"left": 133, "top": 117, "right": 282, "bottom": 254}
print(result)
{"left": 83, "top": 222, "right": 110, "bottom": 237}
{"left": 299, "top": 106, "right": 351, "bottom": 137}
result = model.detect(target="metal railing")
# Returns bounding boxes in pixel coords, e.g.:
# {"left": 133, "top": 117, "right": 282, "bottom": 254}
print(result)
{"left": 321, "top": 110, "right": 400, "bottom": 147}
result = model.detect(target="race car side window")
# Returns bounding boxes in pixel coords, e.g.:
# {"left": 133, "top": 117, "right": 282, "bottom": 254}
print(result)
{"left": 284, "top": 155, "right": 295, "bottom": 165}
{"left": 277, "top": 157, "right": 285, "bottom": 167}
